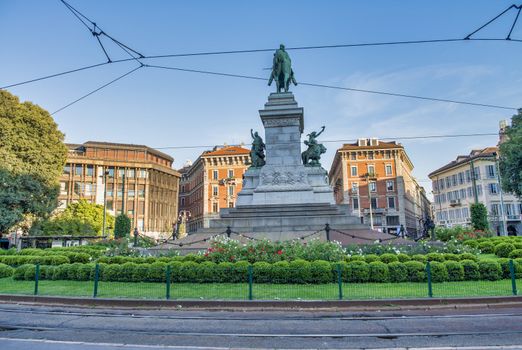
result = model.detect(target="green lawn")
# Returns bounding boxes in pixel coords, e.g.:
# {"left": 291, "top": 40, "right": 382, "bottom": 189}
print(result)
{"left": 0, "top": 277, "right": 518, "bottom": 300}
{"left": 477, "top": 254, "right": 499, "bottom": 260}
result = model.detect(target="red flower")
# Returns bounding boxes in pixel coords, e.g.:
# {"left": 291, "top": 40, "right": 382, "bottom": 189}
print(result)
{"left": 276, "top": 250, "right": 283, "bottom": 255}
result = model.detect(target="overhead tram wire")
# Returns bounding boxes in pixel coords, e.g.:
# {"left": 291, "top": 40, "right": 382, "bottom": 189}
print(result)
{"left": 152, "top": 132, "right": 499, "bottom": 150}
{"left": 144, "top": 64, "right": 517, "bottom": 110}
{"left": 51, "top": 65, "right": 143, "bottom": 115}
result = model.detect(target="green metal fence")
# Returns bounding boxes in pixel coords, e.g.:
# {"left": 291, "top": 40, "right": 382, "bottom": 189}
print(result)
{"left": 0, "top": 261, "right": 518, "bottom": 301}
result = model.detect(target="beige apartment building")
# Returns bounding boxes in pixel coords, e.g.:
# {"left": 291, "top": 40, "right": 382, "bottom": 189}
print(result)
{"left": 59, "top": 141, "right": 180, "bottom": 235}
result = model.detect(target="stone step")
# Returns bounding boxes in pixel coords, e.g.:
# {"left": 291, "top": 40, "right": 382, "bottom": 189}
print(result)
{"left": 220, "top": 210, "right": 345, "bottom": 218}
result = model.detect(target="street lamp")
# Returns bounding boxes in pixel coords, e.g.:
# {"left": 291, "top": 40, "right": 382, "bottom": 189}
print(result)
{"left": 493, "top": 152, "right": 508, "bottom": 236}
{"left": 102, "top": 169, "right": 110, "bottom": 237}
{"left": 364, "top": 172, "right": 376, "bottom": 230}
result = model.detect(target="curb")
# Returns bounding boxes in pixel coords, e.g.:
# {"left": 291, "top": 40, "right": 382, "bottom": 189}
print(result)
{"left": 0, "top": 294, "right": 521, "bottom": 310}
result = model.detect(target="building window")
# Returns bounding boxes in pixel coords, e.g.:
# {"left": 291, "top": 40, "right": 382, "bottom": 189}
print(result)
{"left": 128, "top": 189, "right": 135, "bottom": 198}
{"left": 84, "top": 183, "right": 94, "bottom": 196}
{"left": 387, "top": 197, "right": 395, "bottom": 209}
{"left": 60, "top": 181, "right": 68, "bottom": 195}
{"left": 460, "top": 188, "right": 466, "bottom": 199}
{"left": 369, "top": 181, "right": 377, "bottom": 192}
{"left": 491, "top": 204, "right": 500, "bottom": 216}
{"left": 445, "top": 177, "right": 451, "bottom": 188}
{"left": 486, "top": 165, "right": 496, "bottom": 178}
{"left": 439, "top": 178, "right": 445, "bottom": 190}
{"left": 473, "top": 167, "right": 481, "bottom": 180}
{"left": 86, "top": 165, "right": 94, "bottom": 177}
{"left": 462, "top": 207, "right": 469, "bottom": 218}
{"left": 212, "top": 185, "right": 218, "bottom": 196}
{"left": 212, "top": 202, "right": 218, "bottom": 213}
{"left": 367, "top": 165, "right": 375, "bottom": 176}
{"left": 488, "top": 183, "right": 499, "bottom": 194}
{"left": 107, "top": 167, "right": 114, "bottom": 177}
{"left": 351, "top": 166, "right": 357, "bottom": 177}
{"left": 458, "top": 172, "right": 464, "bottom": 184}
{"left": 118, "top": 168, "right": 125, "bottom": 178}
{"left": 75, "top": 165, "right": 83, "bottom": 176}
{"left": 228, "top": 169, "right": 234, "bottom": 178}
{"left": 127, "top": 169, "right": 135, "bottom": 178}
{"left": 228, "top": 185, "right": 234, "bottom": 196}
{"left": 106, "top": 185, "right": 113, "bottom": 197}
{"left": 385, "top": 164, "right": 392, "bottom": 176}
{"left": 386, "top": 216, "right": 400, "bottom": 226}
{"left": 351, "top": 182, "right": 359, "bottom": 194}
{"left": 138, "top": 185, "right": 145, "bottom": 198}
{"left": 138, "top": 170, "right": 147, "bottom": 178}
{"left": 467, "top": 187, "right": 473, "bottom": 198}
{"left": 451, "top": 174, "right": 457, "bottom": 186}
{"left": 73, "top": 182, "right": 83, "bottom": 196}
{"left": 350, "top": 153, "right": 356, "bottom": 160}
{"left": 213, "top": 170, "right": 218, "bottom": 180}
{"left": 476, "top": 185, "right": 483, "bottom": 196}
{"left": 384, "top": 151, "right": 391, "bottom": 159}
{"left": 371, "top": 197, "right": 378, "bottom": 209}
{"left": 180, "top": 198, "right": 185, "bottom": 206}
{"left": 465, "top": 170, "right": 471, "bottom": 183}
{"left": 64, "top": 164, "right": 71, "bottom": 175}
{"left": 352, "top": 198, "right": 359, "bottom": 210}
{"left": 368, "top": 152, "right": 374, "bottom": 160}
{"left": 228, "top": 201, "right": 234, "bottom": 208}
{"left": 386, "top": 180, "right": 394, "bottom": 191}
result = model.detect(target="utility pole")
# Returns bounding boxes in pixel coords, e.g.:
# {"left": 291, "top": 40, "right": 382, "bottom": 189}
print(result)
{"left": 102, "top": 169, "right": 109, "bottom": 237}
{"left": 365, "top": 173, "right": 374, "bottom": 230}
{"left": 493, "top": 152, "right": 508, "bottom": 236}
{"left": 470, "top": 159, "right": 479, "bottom": 204}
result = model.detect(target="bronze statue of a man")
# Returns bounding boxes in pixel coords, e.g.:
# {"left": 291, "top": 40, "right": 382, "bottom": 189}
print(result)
{"left": 250, "top": 129, "right": 266, "bottom": 168}
{"left": 268, "top": 44, "right": 297, "bottom": 93}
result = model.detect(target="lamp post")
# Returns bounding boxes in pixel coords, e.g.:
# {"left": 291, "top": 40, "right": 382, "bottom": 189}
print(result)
{"left": 364, "top": 173, "right": 376, "bottom": 230}
{"left": 493, "top": 152, "right": 508, "bottom": 236}
{"left": 102, "top": 169, "right": 110, "bottom": 237}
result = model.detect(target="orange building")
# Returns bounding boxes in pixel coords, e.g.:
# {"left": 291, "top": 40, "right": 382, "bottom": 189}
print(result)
{"left": 59, "top": 141, "right": 180, "bottom": 235}
{"left": 178, "top": 145, "right": 250, "bottom": 232}
{"left": 329, "top": 138, "right": 430, "bottom": 236}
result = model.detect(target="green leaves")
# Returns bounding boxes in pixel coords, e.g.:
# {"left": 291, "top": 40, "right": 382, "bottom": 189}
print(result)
{"left": 114, "top": 214, "right": 131, "bottom": 238}
{"left": 499, "top": 109, "right": 522, "bottom": 197}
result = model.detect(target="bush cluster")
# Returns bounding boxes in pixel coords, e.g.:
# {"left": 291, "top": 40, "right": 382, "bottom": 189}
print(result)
{"left": 11, "top": 258, "right": 516, "bottom": 284}
{"left": 0, "top": 255, "right": 70, "bottom": 267}
{"left": 465, "top": 236, "right": 522, "bottom": 257}
{"left": 347, "top": 252, "right": 478, "bottom": 264}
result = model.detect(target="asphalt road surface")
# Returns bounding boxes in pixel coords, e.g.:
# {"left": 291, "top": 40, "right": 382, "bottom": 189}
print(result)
{"left": 1, "top": 303, "right": 522, "bottom": 349}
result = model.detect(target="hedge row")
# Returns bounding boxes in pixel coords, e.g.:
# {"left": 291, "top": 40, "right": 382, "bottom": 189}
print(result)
{"left": 0, "top": 255, "right": 70, "bottom": 267}
{"left": 11, "top": 259, "right": 522, "bottom": 284}
{"left": 0, "top": 247, "right": 105, "bottom": 259}
{"left": 347, "top": 253, "right": 479, "bottom": 264}
{"left": 464, "top": 237, "right": 522, "bottom": 257}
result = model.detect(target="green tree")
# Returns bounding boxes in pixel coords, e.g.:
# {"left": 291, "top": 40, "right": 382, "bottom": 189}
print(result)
{"left": 0, "top": 90, "right": 67, "bottom": 186}
{"left": 0, "top": 168, "right": 59, "bottom": 235}
{"left": 499, "top": 109, "right": 522, "bottom": 197}
{"left": 0, "top": 90, "right": 67, "bottom": 234}
{"left": 470, "top": 203, "right": 489, "bottom": 231}
{"left": 40, "top": 199, "right": 114, "bottom": 236}
{"left": 114, "top": 214, "right": 131, "bottom": 238}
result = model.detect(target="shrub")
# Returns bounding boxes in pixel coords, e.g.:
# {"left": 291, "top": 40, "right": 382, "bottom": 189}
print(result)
{"left": 509, "top": 249, "right": 522, "bottom": 259}
{"left": 458, "top": 253, "right": 479, "bottom": 262}
{"left": 497, "top": 258, "right": 512, "bottom": 279}
{"left": 364, "top": 254, "right": 380, "bottom": 263}
{"left": 514, "top": 243, "right": 522, "bottom": 250}
{"left": 494, "top": 243, "right": 516, "bottom": 258}
{"left": 444, "top": 261, "right": 464, "bottom": 281}
{"left": 463, "top": 240, "right": 479, "bottom": 249}
{"left": 404, "top": 261, "right": 426, "bottom": 282}
{"left": 478, "top": 242, "right": 495, "bottom": 254}
{"left": 442, "top": 253, "right": 459, "bottom": 261}
{"left": 379, "top": 254, "right": 398, "bottom": 264}
{"left": 0, "top": 263, "right": 14, "bottom": 278}
{"left": 471, "top": 203, "right": 489, "bottom": 231}
{"left": 310, "top": 260, "right": 333, "bottom": 284}
{"left": 253, "top": 261, "right": 272, "bottom": 283}
{"left": 13, "top": 264, "right": 33, "bottom": 280}
{"left": 397, "top": 254, "right": 411, "bottom": 262}
{"left": 343, "top": 261, "right": 369, "bottom": 283}
{"left": 388, "top": 262, "right": 407, "bottom": 282}
{"left": 368, "top": 261, "right": 389, "bottom": 283}
{"left": 288, "top": 260, "right": 312, "bottom": 284}
{"left": 478, "top": 260, "right": 502, "bottom": 281}
{"left": 114, "top": 214, "right": 131, "bottom": 238}
{"left": 426, "top": 253, "right": 445, "bottom": 262}
{"left": 411, "top": 254, "right": 427, "bottom": 263}
{"left": 429, "top": 261, "right": 448, "bottom": 282}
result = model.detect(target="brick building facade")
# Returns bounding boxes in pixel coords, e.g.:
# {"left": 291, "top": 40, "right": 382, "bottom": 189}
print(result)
{"left": 178, "top": 145, "right": 250, "bottom": 232}
{"left": 59, "top": 141, "right": 180, "bottom": 235}
{"left": 329, "top": 138, "right": 431, "bottom": 236}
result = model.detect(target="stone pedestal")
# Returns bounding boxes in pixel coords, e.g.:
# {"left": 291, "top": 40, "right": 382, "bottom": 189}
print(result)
{"left": 237, "top": 92, "right": 334, "bottom": 206}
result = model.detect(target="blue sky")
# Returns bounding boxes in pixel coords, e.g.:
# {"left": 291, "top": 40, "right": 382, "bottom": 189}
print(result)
{"left": 2, "top": 1, "right": 522, "bottom": 196}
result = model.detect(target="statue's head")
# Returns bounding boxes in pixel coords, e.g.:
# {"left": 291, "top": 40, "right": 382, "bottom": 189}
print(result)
{"left": 254, "top": 132, "right": 258, "bottom": 137}
{"left": 279, "top": 44, "right": 285, "bottom": 50}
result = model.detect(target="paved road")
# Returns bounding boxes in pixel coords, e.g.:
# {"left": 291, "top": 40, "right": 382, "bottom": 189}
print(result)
{"left": 1, "top": 303, "right": 522, "bottom": 349}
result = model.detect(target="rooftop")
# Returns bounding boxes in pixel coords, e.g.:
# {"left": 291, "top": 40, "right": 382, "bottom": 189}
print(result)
{"left": 203, "top": 145, "right": 250, "bottom": 157}
{"left": 339, "top": 139, "right": 403, "bottom": 151}
{"left": 429, "top": 146, "right": 498, "bottom": 177}
{"left": 67, "top": 141, "right": 174, "bottom": 162}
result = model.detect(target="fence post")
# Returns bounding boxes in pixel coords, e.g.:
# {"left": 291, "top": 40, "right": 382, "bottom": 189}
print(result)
{"left": 325, "top": 223, "right": 331, "bottom": 242}
{"left": 509, "top": 259, "right": 518, "bottom": 296}
{"left": 34, "top": 264, "right": 40, "bottom": 296}
{"left": 337, "top": 264, "right": 343, "bottom": 300}
{"left": 93, "top": 263, "right": 100, "bottom": 298}
{"left": 248, "top": 265, "right": 253, "bottom": 301}
{"left": 426, "top": 261, "right": 433, "bottom": 298}
{"left": 166, "top": 265, "right": 172, "bottom": 300}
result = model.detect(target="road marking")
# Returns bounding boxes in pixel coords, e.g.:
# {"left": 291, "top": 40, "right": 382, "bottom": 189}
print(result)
{"left": 1, "top": 337, "right": 522, "bottom": 350}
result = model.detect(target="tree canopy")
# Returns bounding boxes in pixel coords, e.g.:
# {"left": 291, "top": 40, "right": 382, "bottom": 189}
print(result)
{"left": 0, "top": 90, "right": 67, "bottom": 185}
{"left": 499, "top": 109, "right": 522, "bottom": 197}
{"left": 41, "top": 199, "right": 115, "bottom": 236}
{"left": 114, "top": 214, "right": 131, "bottom": 238}
{"left": 0, "top": 168, "right": 59, "bottom": 235}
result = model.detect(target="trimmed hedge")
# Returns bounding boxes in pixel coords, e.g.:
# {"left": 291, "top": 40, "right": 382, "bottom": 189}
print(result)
{"left": 494, "top": 243, "right": 516, "bottom": 258}
{"left": 0, "top": 255, "right": 70, "bottom": 267}
{"left": 10, "top": 259, "right": 521, "bottom": 284}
